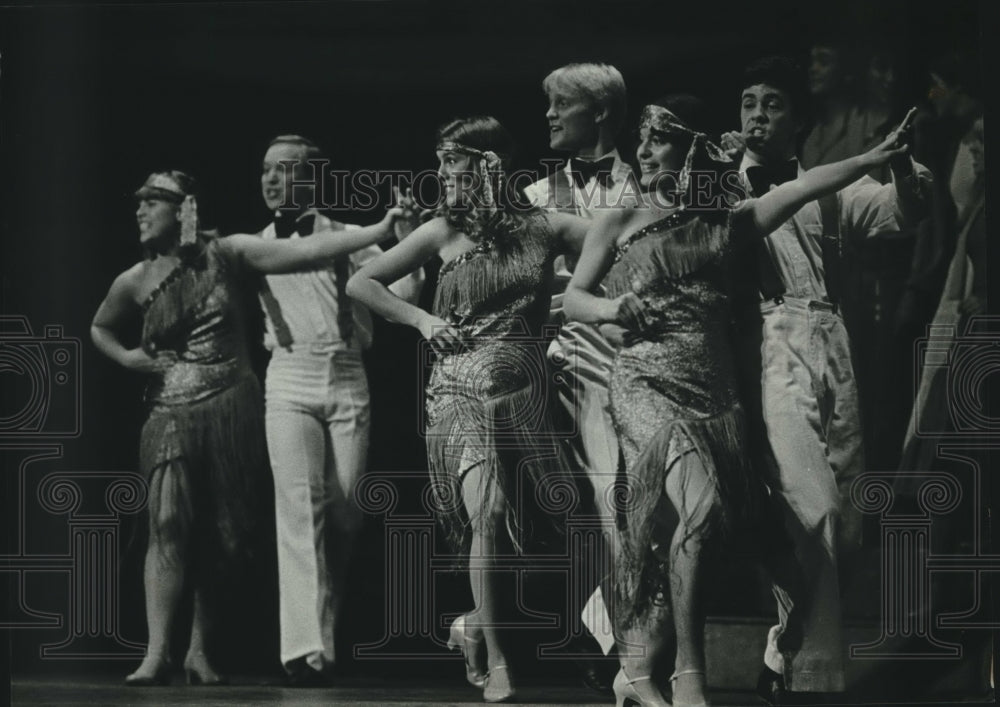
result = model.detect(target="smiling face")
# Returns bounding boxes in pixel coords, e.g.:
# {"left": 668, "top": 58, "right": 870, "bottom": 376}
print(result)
{"left": 436, "top": 149, "right": 475, "bottom": 207}
{"left": 635, "top": 126, "right": 686, "bottom": 191}
{"left": 136, "top": 197, "right": 179, "bottom": 247}
{"left": 545, "top": 88, "right": 601, "bottom": 153}
{"left": 740, "top": 83, "right": 799, "bottom": 161}
{"left": 261, "top": 141, "right": 314, "bottom": 213}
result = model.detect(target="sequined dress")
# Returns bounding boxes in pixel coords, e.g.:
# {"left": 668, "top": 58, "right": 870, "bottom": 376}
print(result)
{"left": 605, "top": 208, "right": 757, "bottom": 616}
{"left": 139, "top": 238, "right": 266, "bottom": 555}
{"left": 425, "top": 215, "right": 577, "bottom": 553}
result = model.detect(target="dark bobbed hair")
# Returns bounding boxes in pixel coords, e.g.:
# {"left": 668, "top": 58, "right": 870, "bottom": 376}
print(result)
{"left": 741, "top": 56, "right": 810, "bottom": 123}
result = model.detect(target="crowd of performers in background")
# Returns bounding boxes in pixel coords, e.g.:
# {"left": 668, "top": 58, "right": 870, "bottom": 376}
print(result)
{"left": 90, "top": 40, "right": 985, "bottom": 706}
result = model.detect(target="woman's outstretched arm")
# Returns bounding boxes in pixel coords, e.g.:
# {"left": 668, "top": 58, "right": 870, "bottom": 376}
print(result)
{"left": 226, "top": 208, "right": 409, "bottom": 274}
{"left": 747, "top": 113, "right": 915, "bottom": 236}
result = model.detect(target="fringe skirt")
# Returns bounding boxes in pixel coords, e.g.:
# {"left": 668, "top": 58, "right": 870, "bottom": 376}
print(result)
{"left": 140, "top": 365, "right": 266, "bottom": 558}
{"left": 609, "top": 340, "right": 760, "bottom": 622}
{"left": 424, "top": 340, "right": 580, "bottom": 558}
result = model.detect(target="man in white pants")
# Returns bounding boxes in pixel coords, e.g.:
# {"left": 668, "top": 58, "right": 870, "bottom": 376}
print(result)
{"left": 258, "top": 134, "right": 423, "bottom": 686}
{"left": 523, "top": 62, "right": 635, "bottom": 692}
{"left": 727, "top": 58, "right": 931, "bottom": 704}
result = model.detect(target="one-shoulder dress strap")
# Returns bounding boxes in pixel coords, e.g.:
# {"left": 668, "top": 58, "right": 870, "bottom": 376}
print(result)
{"left": 141, "top": 260, "right": 186, "bottom": 313}
{"left": 613, "top": 208, "right": 695, "bottom": 262}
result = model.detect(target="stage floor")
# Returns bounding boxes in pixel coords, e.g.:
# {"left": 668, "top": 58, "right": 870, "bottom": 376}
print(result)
{"left": 10, "top": 674, "right": 763, "bottom": 706}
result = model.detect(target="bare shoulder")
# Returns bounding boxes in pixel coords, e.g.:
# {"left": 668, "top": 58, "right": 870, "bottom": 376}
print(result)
{"left": 411, "top": 216, "right": 460, "bottom": 251}
{"left": 119, "top": 261, "right": 147, "bottom": 294}
{"left": 103, "top": 261, "right": 148, "bottom": 307}
{"left": 613, "top": 201, "right": 668, "bottom": 244}
{"left": 596, "top": 200, "right": 647, "bottom": 239}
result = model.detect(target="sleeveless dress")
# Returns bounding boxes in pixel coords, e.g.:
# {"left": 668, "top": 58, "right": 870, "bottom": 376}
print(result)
{"left": 425, "top": 214, "right": 579, "bottom": 553}
{"left": 604, "top": 208, "right": 760, "bottom": 618}
{"left": 139, "top": 237, "right": 267, "bottom": 556}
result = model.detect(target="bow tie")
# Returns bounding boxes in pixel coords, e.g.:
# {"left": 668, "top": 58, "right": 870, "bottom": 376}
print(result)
{"left": 569, "top": 156, "right": 616, "bottom": 189}
{"left": 274, "top": 212, "right": 315, "bottom": 239}
{"left": 745, "top": 160, "right": 799, "bottom": 196}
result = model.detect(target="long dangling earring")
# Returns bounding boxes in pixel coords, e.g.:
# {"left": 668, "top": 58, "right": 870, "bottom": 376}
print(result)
{"left": 179, "top": 195, "right": 198, "bottom": 246}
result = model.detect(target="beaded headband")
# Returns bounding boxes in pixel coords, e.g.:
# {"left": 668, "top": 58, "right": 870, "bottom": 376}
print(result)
{"left": 134, "top": 173, "right": 186, "bottom": 204}
{"left": 135, "top": 173, "right": 199, "bottom": 246}
{"left": 639, "top": 105, "right": 731, "bottom": 194}
{"left": 436, "top": 141, "right": 505, "bottom": 215}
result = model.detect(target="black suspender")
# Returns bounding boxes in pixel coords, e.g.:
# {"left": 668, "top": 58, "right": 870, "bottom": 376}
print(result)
{"left": 817, "top": 193, "right": 842, "bottom": 304}
{"left": 258, "top": 228, "right": 295, "bottom": 350}
{"left": 753, "top": 187, "right": 843, "bottom": 306}
{"left": 257, "top": 218, "right": 352, "bottom": 350}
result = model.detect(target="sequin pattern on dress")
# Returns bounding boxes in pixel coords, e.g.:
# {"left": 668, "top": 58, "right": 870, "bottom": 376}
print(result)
{"left": 603, "top": 209, "right": 757, "bottom": 620}
{"left": 424, "top": 215, "right": 580, "bottom": 555}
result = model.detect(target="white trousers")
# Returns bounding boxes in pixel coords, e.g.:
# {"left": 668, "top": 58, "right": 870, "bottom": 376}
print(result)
{"left": 265, "top": 348, "right": 370, "bottom": 670}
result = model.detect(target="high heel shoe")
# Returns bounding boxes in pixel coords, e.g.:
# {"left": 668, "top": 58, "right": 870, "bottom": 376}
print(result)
{"left": 124, "top": 656, "right": 172, "bottom": 686}
{"left": 446, "top": 614, "right": 487, "bottom": 688}
{"left": 183, "top": 652, "right": 228, "bottom": 686}
{"left": 483, "top": 664, "right": 515, "bottom": 703}
{"left": 669, "top": 668, "right": 710, "bottom": 707}
{"left": 612, "top": 668, "right": 671, "bottom": 707}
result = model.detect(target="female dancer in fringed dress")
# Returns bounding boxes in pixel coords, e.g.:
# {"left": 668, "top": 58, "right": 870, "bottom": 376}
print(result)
{"left": 91, "top": 170, "right": 412, "bottom": 686}
{"left": 564, "top": 95, "right": 914, "bottom": 707}
{"left": 347, "top": 116, "right": 593, "bottom": 702}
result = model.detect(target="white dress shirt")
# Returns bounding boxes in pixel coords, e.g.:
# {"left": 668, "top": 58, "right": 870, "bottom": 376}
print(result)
{"left": 260, "top": 210, "right": 422, "bottom": 351}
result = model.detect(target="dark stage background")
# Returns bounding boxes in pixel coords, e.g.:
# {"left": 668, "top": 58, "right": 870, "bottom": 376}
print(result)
{"left": 0, "top": 0, "right": 992, "bottom": 690}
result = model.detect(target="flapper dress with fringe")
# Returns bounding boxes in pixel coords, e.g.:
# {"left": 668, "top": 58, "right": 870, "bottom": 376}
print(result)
{"left": 605, "top": 208, "right": 759, "bottom": 620}
{"left": 139, "top": 238, "right": 266, "bottom": 556}
{"left": 426, "top": 215, "right": 578, "bottom": 555}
